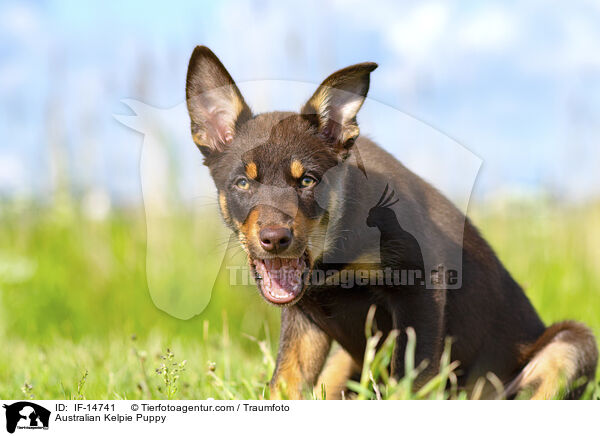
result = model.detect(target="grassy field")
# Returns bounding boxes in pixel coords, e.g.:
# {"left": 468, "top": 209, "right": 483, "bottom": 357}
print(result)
{"left": 0, "top": 198, "right": 599, "bottom": 399}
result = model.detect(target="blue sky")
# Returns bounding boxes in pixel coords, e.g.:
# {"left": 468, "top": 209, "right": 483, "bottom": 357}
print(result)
{"left": 1, "top": 0, "right": 599, "bottom": 204}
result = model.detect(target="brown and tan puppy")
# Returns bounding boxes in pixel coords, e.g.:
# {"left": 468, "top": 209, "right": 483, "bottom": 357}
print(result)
{"left": 185, "top": 46, "right": 598, "bottom": 399}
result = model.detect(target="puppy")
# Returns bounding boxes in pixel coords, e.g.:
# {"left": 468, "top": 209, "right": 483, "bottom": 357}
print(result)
{"left": 185, "top": 46, "right": 598, "bottom": 399}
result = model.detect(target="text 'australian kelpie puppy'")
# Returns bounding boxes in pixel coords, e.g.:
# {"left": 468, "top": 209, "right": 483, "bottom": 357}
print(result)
{"left": 185, "top": 46, "right": 598, "bottom": 399}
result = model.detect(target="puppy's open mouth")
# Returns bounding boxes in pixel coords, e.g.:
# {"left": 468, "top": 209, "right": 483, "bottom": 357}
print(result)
{"left": 252, "top": 253, "right": 309, "bottom": 305}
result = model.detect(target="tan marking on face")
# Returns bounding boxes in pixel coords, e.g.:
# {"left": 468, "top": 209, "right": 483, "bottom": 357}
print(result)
{"left": 289, "top": 209, "right": 323, "bottom": 266}
{"left": 292, "top": 210, "right": 319, "bottom": 240}
{"left": 296, "top": 204, "right": 329, "bottom": 261}
{"left": 218, "top": 192, "right": 230, "bottom": 223}
{"left": 245, "top": 162, "right": 258, "bottom": 179}
{"left": 290, "top": 160, "right": 304, "bottom": 179}
{"left": 240, "top": 208, "right": 260, "bottom": 242}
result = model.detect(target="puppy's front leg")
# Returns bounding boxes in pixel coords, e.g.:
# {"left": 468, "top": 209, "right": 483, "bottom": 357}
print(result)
{"left": 270, "top": 306, "right": 331, "bottom": 399}
{"left": 315, "top": 346, "right": 359, "bottom": 399}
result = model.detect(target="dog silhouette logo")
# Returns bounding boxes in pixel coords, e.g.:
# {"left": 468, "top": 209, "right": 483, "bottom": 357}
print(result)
{"left": 3, "top": 402, "right": 50, "bottom": 433}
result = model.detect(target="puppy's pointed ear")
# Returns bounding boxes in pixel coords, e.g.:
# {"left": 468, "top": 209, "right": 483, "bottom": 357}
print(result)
{"left": 186, "top": 46, "right": 252, "bottom": 156}
{"left": 302, "top": 62, "right": 377, "bottom": 152}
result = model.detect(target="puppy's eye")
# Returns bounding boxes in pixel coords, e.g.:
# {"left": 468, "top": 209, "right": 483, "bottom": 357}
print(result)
{"left": 235, "top": 178, "right": 250, "bottom": 190}
{"left": 300, "top": 175, "right": 317, "bottom": 188}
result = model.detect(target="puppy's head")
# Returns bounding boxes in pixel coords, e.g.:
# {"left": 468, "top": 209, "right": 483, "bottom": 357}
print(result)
{"left": 186, "top": 46, "right": 376, "bottom": 305}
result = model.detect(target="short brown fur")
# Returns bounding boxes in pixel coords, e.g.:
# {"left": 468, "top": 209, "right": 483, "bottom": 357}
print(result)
{"left": 186, "top": 46, "right": 598, "bottom": 400}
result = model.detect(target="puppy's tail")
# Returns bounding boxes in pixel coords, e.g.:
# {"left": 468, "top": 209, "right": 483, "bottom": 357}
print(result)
{"left": 504, "top": 321, "right": 598, "bottom": 399}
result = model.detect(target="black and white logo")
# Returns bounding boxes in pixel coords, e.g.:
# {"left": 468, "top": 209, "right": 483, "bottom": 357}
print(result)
{"left": 3, "top": 402, "right": 50, "bottom": 433}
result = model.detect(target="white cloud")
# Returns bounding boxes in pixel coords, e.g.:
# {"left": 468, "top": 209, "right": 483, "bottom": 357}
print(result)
{"left": 386, "top": 2, "right": 449, "bottom": 59}
{"left": 458, "top": 7, "right": 518, "bottom": 52}
{"left": 0, "top": 3, "right": 40, "bottom": 36}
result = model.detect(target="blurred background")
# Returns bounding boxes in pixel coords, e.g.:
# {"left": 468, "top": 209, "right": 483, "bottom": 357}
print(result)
{"left": 0, "top": 0, "right": 598, "bottom": 399}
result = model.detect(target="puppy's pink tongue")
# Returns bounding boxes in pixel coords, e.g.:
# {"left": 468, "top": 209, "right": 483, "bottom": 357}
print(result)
{"left": 256, "top": 258, "right": 305, "bottom": 304}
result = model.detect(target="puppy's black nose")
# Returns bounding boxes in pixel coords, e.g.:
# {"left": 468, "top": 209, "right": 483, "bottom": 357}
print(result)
{"left": 259, "top": 227, "right": 292, "bottom": 252}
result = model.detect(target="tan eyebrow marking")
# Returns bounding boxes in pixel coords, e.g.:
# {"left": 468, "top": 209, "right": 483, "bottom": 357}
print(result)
{"left": 245, "top": 162, "right": 258, "bottom": 179}
{"left": 290, "top": 160, "right": 304, "bottom": 178}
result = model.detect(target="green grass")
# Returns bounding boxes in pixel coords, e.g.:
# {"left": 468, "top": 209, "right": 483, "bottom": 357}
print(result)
{"left": 0, "top": 198, "right": 599, "bottom": 399}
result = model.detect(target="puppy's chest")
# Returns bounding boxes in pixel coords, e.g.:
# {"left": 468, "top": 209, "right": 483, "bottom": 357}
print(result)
{"left": 299, "top": 284, "right": 394, "bottom": 362}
